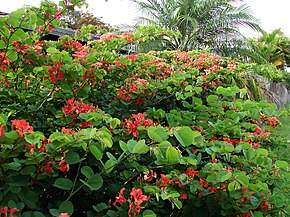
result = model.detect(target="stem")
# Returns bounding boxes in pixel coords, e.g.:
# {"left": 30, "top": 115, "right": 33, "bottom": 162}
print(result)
{"left": 67, "top": 152, "right": 85, "bottom": 201}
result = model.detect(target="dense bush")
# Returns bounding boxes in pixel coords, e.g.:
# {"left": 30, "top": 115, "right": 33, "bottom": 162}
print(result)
{"left": 0, "top": 1, "right": 289, "bottom": 217}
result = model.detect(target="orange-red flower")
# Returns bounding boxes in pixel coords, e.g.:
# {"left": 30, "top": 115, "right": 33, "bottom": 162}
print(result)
{"left": 11, "top": 119, "right": 34, "bottom": 138}
{"left": 113, "top": 188, "right": 127, "bottom": 206}
{"left": 0, "top": 124, "right": 6, "bottom": 137}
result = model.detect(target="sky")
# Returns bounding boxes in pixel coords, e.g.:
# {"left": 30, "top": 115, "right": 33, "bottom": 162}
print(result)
{"left": 1, "top": 0, "right": 290, "bottom": 38}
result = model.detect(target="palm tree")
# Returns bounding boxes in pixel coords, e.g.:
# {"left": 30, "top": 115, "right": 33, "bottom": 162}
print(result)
{"left": 132, "top": 0, "right": 261, "bottom": 53}
{"left": 242, "top": 29, "right": 290, "bottom": 69}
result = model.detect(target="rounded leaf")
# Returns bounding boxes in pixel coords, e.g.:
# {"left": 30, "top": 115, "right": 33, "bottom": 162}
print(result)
{"left": 53, "top": 178, "right": 73, "bottom": 191}
{"left": 59, "top": 200, "right": 74, "bottom": 216}
{"left": 148, "top": 126, "right": 167, "bottom": 143}
{"left": 174, "top": 126, "right": 194, "bottom": 147}
{"left": 143, "top": 210, "right": 157, "bottom": 217}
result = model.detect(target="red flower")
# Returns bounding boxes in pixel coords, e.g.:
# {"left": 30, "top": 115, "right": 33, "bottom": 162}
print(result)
{"left": 61, "top": 127, "right": 75, "bottom": 136}
{"left": 1, "top": 207, "right": 8, "bottom": 217}
{"left": 11, "top": 119, "right": 34, "bottom": 138}
{"left": 180, "top": 193, "right": 188, "bottom": 200}
{"left": 27, "top": 145, "right": 36, "bottom": 155}
{"left": 143, "top": 170, "right": 157, "bottom": 182}
{"left": 174, "top": 178, "right": 185, "bottom": 188}
{"left": 185, "top": 168, "right": 199, "bottom": 178}
{"left": 0, "top": 124, "right": 6, "bottom": 137}
{"left": 267, "top": 116, "right": 279, "bottom": 127}
{"left": 9, "top": 208, "right": 19, "bottom": 217}
{"left": 62, "top": 98, "right": 96, "bottom": 126}
{"left": 55, "top": 9, "right": 62, "bottom": 20}
{"left": 113, "top": 188, "right": 127, "bottom": 206}
{"left": 130, "top": 188, "right": 148, "bottom": 206}
{"left": 160, "top": 174, "right": 173, "bottom": 189}
{"left": 59, "top": 157, "right": 70, "bottom": 172}
{"left": 59, "top": 213, "right": 70, "bottom": 217}
{"left": 254, "top": 126, "right": 262, "bottom": 135}
{"left": 126, "top": 54, "right": 138, "bottom": 61}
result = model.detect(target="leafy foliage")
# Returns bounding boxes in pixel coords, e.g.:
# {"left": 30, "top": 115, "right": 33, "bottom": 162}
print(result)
{"left": 0, "top": 1, "right": 289, "bottom": 217}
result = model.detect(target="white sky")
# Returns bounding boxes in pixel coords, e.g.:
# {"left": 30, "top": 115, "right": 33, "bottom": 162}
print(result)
{"left": 1, "top": 0, "right": 290, "bottom": 37}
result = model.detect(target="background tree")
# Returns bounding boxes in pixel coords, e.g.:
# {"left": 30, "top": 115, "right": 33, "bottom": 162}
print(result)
{"left": 243, "top": 29, "right": 290, "bottom": 69}
{"left": 132, "top": 0, "right": 261, "bottom": 54}
{"left": 61, "top": 10, "right": 113, "bottom": 34}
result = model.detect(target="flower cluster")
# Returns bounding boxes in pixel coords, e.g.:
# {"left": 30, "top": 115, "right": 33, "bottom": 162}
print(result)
{"left": 113, "top": 187, "right": 127, "bottom": 206}
{"left": 143, "top": 170, "right": 157, "bottom": 182}
{"left": 0, "top": 52, "right": 11, "bottom": 71}
{"left": 266, "top": 116, "right": 279, "bottom": 127}
{"left": 129, "top": 188, "right": 148, "bottom": 217}
{"left": 113, "top": 187, "right": 148, "bottom": 217}
{"left": 59, "top": 156, "right": 70, "bottom": 172}
{"left": 62, "top": 98, "right": 96, "bottom": 127}
{"left": 116, "top": 77, "right": 149, "bottom": 105}
{"left": 124, "top": 113, "right": 154, "bottom": 137}
{"left": 47, "top": 62, "right": 64, "bottom": 83}
{"left": 1, "top": 207, "right": 19, "bottom": 217}
{"left": 39, "top": 154, "right": 70, "bottom": 174}
{"left": 11, "top": 119, "right": 34, "bottom": 138}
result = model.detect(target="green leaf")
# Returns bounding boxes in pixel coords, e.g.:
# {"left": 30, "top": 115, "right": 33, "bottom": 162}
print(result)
{"left": 120, "top": 140, "right": 130, "bottom": 154}
{"left": 53, "top": 178, "right": 73, "bottom": 191}
{"left": 9, "top": 28, "right": 26, "bottom": 42}
{"left": 144, "top": 186, "right": 161, "bottom": 194}
{"left": 20, "top": 166, "right": 36, "bottom": 175}
{"left": 256, "top": 148, "right": 268, "bottom": 156}
{"left": 235, "top": 172, "right": 249, "bottom": 186}
{"left": 228, "top": 182, "right": 235, "bottom": 191}
{"left": 0, "top": 40, "right": 5, "bottom": 49}
{"left": 185, "top": 85, "right": 193, "bottom": 91}
{"left": 206, "top": 174, "right": 216, "bottom": 182}
{"left": 148, "top": 126, "right": 167, "bottom": 142}
{"left": 243, "top": 149, "right": 255, "bottom": 160}
{"left": 61, "top": 84, "right": 71, "bottom": 93}
{"left": 173, "top": 198, "right": 182, "bottom": 209}
{"left": 194, "top": 87, "right": 202, "bottom": 94}
{"left": 47, "top": 47, "right": 59, "bottom": 54}
{"left": 100, "top": 137, "right": 113, "bottom": 148}
{"left": 207, "top": 95, "right": 218, "bottom": 103}
{"left": 127, "top": 139, "right": 149, "bottom": 154}
{"left": 275, "top": 160, "right": 288, "bottom": 169}
{"left": 216, "top": 171, "right": 232, "bottom": 182}
{"left": 143, "top": 210, "right": 157, "bottom": 217}
{"left": 166, "top": 147, "right": 180, "bottom": 163}
{"left": 24, "top": 132, "right": 44, "bottom": 145}
{"left": 65, "top": 151, "right": 81, "bottom": 164}
{"left": 49, "top": 209, "right": 59, "bottom": 217}
{"left": 104, "top": 159, "right": 115, "bottom": 174}
{"left": 8, "top": 51, "right": 18, "bottom": 61}
{"left": 81, "top": 166, "right": 94, "bottom": 179}
{"left": 109, "top": 118, "right": 121, "bottom": 129}
{"left": 0, "top": 114, "right": 8, "bottom": 124}
{"left": 81, "top": 174, "right": 103, "bottom": 191}
{"left": 250, "top": 195, "right": 260, "bottom": 208}
{"left": 6, "top": 162, "right": 21, "bottom": 171}
{"left": 33, "top": 211, "right": 46, "bottom": 217}
{"left": 93, "top": 203, "right": 108, "bottom": 212}
{"left": 174, "top": 126, "right": 194, "bottom": 147}
{"left": 59, "top": 201, "right": 74, "bottom": 216}
{"left": 89, "top": 145, "right": 103, "bottom": 160}
{"left": 252, "top": 212, "right": 263, "bottom": 217}
{"left": 5, "top": 130, "right": 18, "bottom": 139}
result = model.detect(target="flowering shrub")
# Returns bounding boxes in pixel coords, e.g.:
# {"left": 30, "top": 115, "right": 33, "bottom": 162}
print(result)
{"left": 0, "top": 1, "right": 289, "bottom": 217}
